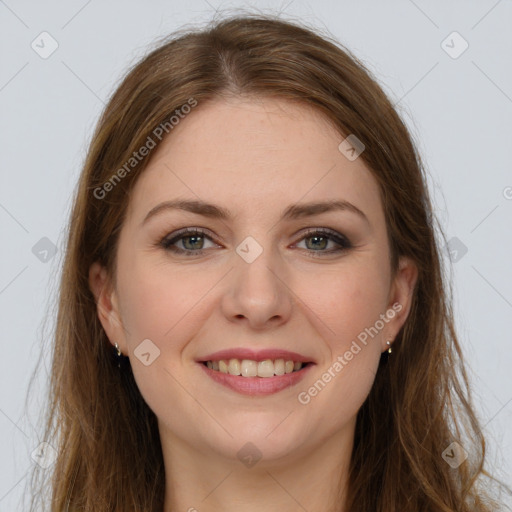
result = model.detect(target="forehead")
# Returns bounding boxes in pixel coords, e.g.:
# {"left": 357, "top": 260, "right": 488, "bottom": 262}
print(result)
{"left": 126, "top": 96, "right": 383, "bottom": 227}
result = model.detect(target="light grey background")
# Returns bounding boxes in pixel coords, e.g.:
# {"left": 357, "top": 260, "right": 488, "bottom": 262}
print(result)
{"left": 1, "top": 0, "right": 511, "bottom": 509}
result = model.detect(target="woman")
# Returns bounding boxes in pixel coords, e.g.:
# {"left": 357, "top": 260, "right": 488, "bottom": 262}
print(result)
{"left": 28, "top": 13, "right": 504, "bottom": 512}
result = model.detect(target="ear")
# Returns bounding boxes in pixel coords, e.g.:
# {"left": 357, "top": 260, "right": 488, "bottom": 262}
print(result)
{"left": 88, "top": 261, "right": 127, "bottom": 353}
{"left": 381, "top": 256, "right": 418, "bottom": 352}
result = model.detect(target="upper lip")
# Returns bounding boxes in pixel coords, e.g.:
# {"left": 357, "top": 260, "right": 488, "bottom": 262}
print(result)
{"left": 197, "top": 348, "right": 315, "bottom": 364}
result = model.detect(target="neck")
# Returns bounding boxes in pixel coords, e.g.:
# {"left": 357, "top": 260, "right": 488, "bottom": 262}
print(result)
{"left": 160, "top": 421, "right": 354, "bottom": 512}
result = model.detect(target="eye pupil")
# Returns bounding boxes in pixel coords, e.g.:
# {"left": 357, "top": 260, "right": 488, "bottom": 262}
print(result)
{"left": 183, "top": 235, "right": 203, "bottom": 250}
{"left": 306, "top": 235, "right": 328, "bottom": 250}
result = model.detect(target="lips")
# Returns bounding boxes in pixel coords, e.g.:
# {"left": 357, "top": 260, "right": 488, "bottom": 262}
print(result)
{"left": 196, "top": 348, "right": 315, "bottom": 396}
{"left": 197, "top": 348, "right": 315, "bottom": 364}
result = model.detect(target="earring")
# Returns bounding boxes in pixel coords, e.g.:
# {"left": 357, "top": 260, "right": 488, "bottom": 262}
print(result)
{"left": 386, "top": 340, "right": 393, "bottom": 354}
{"left": 114, "top": 342, "right": 122, "bottom": 368}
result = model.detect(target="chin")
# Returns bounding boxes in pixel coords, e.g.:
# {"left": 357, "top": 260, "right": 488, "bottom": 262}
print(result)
{"left": 212, "top": 415, "right": 312, "bottom": 464}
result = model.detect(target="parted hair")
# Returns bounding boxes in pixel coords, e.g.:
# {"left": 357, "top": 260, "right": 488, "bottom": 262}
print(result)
{"left": 28, "top": 12, "right": 503, "bottom": 511}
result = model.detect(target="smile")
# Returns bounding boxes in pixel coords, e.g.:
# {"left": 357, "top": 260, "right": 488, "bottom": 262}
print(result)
{"left": 204, "top": 358, "right": 305, "bottom": 377}
{"left": 198, "top": 359, "right": 314, "bottom": 396}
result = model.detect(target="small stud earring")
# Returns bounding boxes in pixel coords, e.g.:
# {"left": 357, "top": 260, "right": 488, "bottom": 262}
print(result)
{"left": 114, "top": 342, "right": 123, "bottom": 368}
{"left": 386, "top": 340, "right": 392, "bottom": 354}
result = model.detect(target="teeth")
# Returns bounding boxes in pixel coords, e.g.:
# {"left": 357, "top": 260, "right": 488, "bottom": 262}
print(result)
{"left": 219, "top": 360, "right": 228, "bottom": 374}
{"left": 205, "top": 358, "right": 305, "bottom": 377}
{"left": 274, "top": 358, "right": 285, "bottom": 375}
{"left": 228, "top": 358, "right": 241, "bottom": 375}
{"left": 241, "top": 359, "right": 257, "bottom": 377}
{"left": 257, "top": 359, "right": 274, "bottom": 378}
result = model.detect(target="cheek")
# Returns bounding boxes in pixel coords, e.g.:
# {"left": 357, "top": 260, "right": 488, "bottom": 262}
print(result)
{"left": 293, "top": 266, "right": 387, "bottom": 431}
{"left": 296, "top": 260, "right": 390, "bottom": 352}
{"left": 115, "top": 257, "right": 218, "bottom": 396}
{"left": 297, "top": 349, "right": 380, "bottom": 437}
{"left": 116, "top": 256, "right": 207, "bottom": 348}
{"left": 115, "top": 261, "right": 208, "bottom": 431}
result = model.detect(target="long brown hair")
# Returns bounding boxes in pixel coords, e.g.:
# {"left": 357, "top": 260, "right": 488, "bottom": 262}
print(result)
{"left": 27, "top": 12, "right": 504, "bottom": 511}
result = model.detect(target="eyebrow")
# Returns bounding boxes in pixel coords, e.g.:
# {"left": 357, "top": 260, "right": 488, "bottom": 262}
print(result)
{"left": 142, "top": 198, "right": 369, "bottom": 226}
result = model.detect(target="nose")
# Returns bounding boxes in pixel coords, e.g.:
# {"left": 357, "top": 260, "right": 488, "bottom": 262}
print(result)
{"left": 220, "top": 244, "right": 293, "bottom": 330}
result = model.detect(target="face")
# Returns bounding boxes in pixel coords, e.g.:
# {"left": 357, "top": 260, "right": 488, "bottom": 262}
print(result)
{"left": 90, "top": 96, "right": 417, "bottom": 466}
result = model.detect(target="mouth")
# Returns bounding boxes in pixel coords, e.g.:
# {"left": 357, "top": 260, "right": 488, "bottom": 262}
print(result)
{"left": 201, "top": 358, "right": 312, "bottom": 377}
{"left": 196, "top": 351, "right": 315, "bottom": 396}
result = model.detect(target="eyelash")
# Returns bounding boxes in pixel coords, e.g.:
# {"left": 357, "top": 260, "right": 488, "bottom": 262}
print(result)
{"left": 159, "top": 227, "right": 352, "bottom": 258}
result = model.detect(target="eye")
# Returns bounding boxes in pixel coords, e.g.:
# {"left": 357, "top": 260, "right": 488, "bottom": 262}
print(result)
{"left": 160, "top": 227, "right": 218, "bottom": 256}
{"left": 159, "top": 227, "right": 352, "bottom": 257}
{"left": 293, "top": 228, "right": 352, "bottom": 256}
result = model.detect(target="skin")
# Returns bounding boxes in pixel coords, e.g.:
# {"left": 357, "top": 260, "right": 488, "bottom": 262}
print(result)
{"left": 89, "top": 96, "right": 418, "bottom": 512}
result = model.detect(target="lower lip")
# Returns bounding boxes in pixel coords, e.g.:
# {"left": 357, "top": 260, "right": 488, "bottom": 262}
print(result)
{"left": 198, "top": 363, "right": 314, "bottom": 396}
